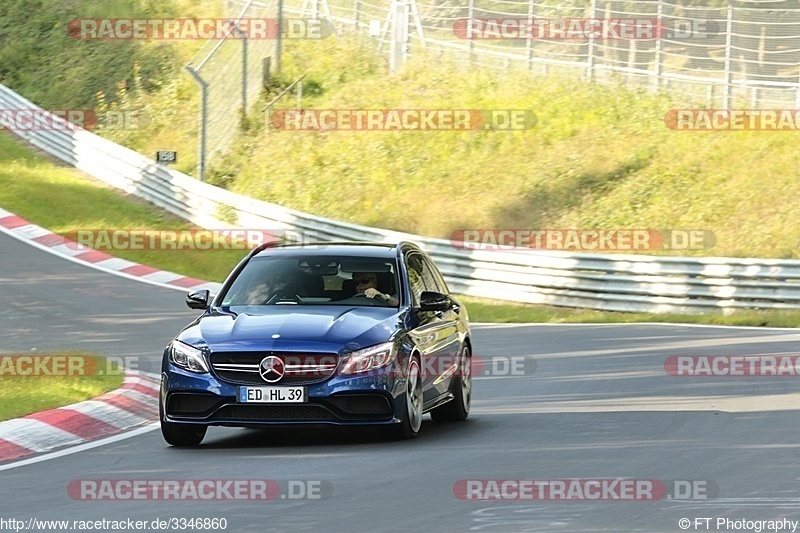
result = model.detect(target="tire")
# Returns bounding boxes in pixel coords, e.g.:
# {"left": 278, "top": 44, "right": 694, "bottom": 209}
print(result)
{"left": 385, "top": 357, "right": 423, "bottom": 440}
{"left": 430, "top": 345, "right": 471, "bottom": 422}
{"left": 160, "top": 402, "right": 207, "bottom": 446}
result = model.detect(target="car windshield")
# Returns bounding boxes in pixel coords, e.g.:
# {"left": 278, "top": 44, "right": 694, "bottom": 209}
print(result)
{"left": 219, "top": 255, "right": 400, "bottom": 307}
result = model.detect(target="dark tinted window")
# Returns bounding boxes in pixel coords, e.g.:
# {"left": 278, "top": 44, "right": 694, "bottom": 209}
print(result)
{"left": 220, "top": 255, "right": 399, "bottom": 307}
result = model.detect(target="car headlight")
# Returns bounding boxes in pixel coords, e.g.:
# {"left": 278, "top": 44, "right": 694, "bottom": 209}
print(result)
{"left": 169, "top": 340, "right": 209, "bottom": 373}
{"left": 341, "top": 341, "right": 396, "bottom": 375}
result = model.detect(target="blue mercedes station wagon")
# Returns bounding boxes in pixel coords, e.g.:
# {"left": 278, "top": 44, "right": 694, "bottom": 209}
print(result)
{"left": 159, "top": 241, "right": 472, "bottom": 446}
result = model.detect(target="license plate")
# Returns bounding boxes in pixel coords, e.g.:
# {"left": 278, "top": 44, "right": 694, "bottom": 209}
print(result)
{"left": 238, "top": 386, "right": 306, "bottom": 403}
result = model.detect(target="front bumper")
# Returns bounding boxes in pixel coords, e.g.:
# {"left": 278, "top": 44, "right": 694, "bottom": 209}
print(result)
{"left": 161, "top": 362, "right": 405, "bottom": 427}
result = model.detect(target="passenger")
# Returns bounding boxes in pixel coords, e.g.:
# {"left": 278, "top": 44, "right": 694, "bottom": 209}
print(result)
{"left": 245, "top": 271, "right": 292, "bottom": 304}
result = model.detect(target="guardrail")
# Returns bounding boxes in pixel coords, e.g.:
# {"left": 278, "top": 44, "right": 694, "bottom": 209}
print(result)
{"left": 3, "top": 82, "right": 800, "bottom": 314}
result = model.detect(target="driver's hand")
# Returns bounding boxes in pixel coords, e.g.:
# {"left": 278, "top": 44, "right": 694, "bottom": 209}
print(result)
{"left": 364, "top": 288, "right": 382, "bottom": 300}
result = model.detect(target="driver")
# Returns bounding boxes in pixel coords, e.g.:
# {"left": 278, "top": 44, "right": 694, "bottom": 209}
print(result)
{"left": 245, "top": 271, "right": 292, "bottom": 304}
{"left": 353, "top": 273, "right": 399, "bottom": 305}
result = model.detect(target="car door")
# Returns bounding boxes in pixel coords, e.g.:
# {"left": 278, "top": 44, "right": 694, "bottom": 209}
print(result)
{"left": 404, "top": 252, "right": 460, "bottom": 403}
{"left": 419, "top": 253, "right": 462, "bottom": 399}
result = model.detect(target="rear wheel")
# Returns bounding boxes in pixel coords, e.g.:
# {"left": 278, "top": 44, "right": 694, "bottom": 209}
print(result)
{"left": 385, "top": 357, "right": 423, "bottom": 440}
{"left": 160, "top": 402, "right": 207, "bottom": 446}
{"left": 430, "top": 345, "right": 471, "bottom": 422}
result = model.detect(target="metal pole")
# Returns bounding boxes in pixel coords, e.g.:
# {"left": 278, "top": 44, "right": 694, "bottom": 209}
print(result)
{"left": 390, "top": 1, "right": 409, "bottom": 74}
{"left": 297, "top": 79, "right": 303, "bottom": 109}
{"left": 354, "top": 0, "right": 361, "bottom": 30}
{"left": 653, "top": 0, "right": 663, "bottom": 91}
{"left": 586, "top": 0, "right": 597, "bottom": 80}
{"left": 242, "top": 32, "right": 248, "bottom": 128}
{"left": 185, "top": 67, "right": 208, "bottom": 182}
{"left": 276, "top": 0, "right": 284, "bottom": 72}
{"left": 526, "top": 0, "right": 535, "bottom": 71}
{"left": 723, "top": 4, "right": 733, "bottom": 109}
{"left": 467, "top": 0, "right": 475, "bottom": 64}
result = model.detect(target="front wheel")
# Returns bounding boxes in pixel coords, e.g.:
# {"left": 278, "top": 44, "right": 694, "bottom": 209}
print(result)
{"left": 385, "top": 357, "right": 423, "bottom": 440}
{"left": 430, "top": 345, "right": 471, "bottom": 422}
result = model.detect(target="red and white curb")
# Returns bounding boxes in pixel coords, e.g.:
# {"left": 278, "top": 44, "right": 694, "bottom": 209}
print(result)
{"left": 0, "top": 371, "right": 160, "bottom": 463}
{"left": 0, "top": 207, "right": 222, "bottom": 293}
{"left": 0, "top": 207, "right": 220, "bottom": 462}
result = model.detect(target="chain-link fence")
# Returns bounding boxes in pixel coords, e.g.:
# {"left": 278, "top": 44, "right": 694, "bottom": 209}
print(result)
{"left": 284, "top": 0, "right": 800, "bottom": 108}
{"left": 186, "top": 0, "right": 278, "bottom": 181}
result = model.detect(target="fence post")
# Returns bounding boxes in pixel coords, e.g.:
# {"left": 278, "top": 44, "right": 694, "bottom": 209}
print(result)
{"left": 242, "top": 32, "right": 248, "bottom": 128}
{"left": 185, "top": 67, "right": 208, "bottom": 182}
{"left": 723, "top": 4, "right": 733, "bottom": 109}
{"left": 467, "top": 0, "right": 475, "bottom": 65}
{"left": 276, "top": 0, "right": 284, "bottom": 72}
{"left": 390, "top": 1, "right": 410, "bottom": 74}
{"left": 653, "top": 0, "right": 663, "bottom": 91}
{"left": 297, "top": 79, "right": 303, "bottom": 109}
{"left": 354, "top": 0, "right": 361, "bottom": 29}
{"left": 586, "top": 0, "right": 597, "bottom": 80}
{"left": 526, "top": 0, "right": 535, "bottom": 71}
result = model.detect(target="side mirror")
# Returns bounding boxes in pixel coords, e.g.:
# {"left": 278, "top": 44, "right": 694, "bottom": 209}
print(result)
{"left": 419, "top": 291, "right": 451, "bottom": 312}
{"left": 186, "top": 289, "right": 211, "bottom": 310}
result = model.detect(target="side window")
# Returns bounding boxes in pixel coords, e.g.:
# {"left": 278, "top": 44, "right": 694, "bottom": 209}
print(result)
{"left": 419, "top": 257, "right": 444, "bottom": 294}
{"left": 405, "top": 253, "right": 427, "bottom": 306}
{"left": 422, "top": 256, "right": 449, "bottom": 295}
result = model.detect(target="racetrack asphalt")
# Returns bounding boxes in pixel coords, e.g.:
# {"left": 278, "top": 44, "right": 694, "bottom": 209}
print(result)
{"left": 3, "top": 213, "right": 800, "bottom": 531}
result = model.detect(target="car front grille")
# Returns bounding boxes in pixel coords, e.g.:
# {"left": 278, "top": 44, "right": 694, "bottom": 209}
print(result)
{"left": 210, "top": 351, "right": 339, "bottom": 385}
{"left": 167, "top": 394, "right": 393, "bottom": 423}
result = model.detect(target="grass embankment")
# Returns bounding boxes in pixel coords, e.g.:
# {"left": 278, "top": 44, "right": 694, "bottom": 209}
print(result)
{"left": 3, "top": 131, "right": 800, "bottom": 327}
{"left": 1, "top": 3, "right": 800, "bottom": 326}
{"left": 206, "top": 37, "right": 800, "bottom": 260}
{"left": 0, "top": 133, "right": 244, "bottom": 281}
{"left": 3, "top": 3, "right": 800, "bottom": 259}
{"left": 0, "top": 353, "right": 123, "bottom": 421}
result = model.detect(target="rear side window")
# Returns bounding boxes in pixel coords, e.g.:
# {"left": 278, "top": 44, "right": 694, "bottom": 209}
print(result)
{"left": 405, "top": 253, "right": 427, "bottom": 306}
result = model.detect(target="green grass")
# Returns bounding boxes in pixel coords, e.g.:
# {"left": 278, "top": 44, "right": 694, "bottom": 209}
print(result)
{"left": 0, "top": 132, "right": 245, "bottom": 281}
{"left": 0, "top": 353, "right": 123, "bottom": 421}
{"left": 199, "top": 37, "right": 800, "bottom": 260}
{"left": 460, "top": 296, "right": 800, "bottom": 327}
{"left": 1, "top": 129, "right": 799, "bottom": 327}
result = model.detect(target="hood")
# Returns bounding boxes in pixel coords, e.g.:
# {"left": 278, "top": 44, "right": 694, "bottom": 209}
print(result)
{"left": 177, "top": 305, "right": 402, "bottom": 354}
